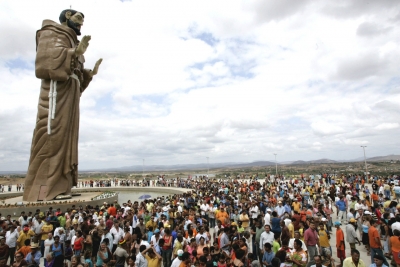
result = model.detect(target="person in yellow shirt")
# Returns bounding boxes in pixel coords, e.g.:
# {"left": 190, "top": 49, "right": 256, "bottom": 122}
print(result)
{"left": 144, "top": 245, "right": 162, "bottom": 267}
{"left": 318, "top": 222, "right": 331, "bottom": 254}
{"left": 40, "top": 220, "right": 53, "bottom": 241}
{"left": 288, "top": 219, "right": 295, "bottom": 238}
{"left": 146, "top": 201, "right": 154, "bottom": 212}
{"left": 17, "top": 225, "right": 35, "bottom": 249}
{"left": 239, "top": 210, "right": 250, "bottom": 230}
{"left": 298, "top": 221, "right": 305, "bottom": 241}
{"left": 292, "top": 199, "right": 301, "bottom": 213}
{"left": 40, "top": 219, "right": 53, "bottom": 254}
{"left": 145, "top": 215, "right": 158, "bottom": 231}
{"left": 343, "top": 249, "right": 366, "bottom": 267}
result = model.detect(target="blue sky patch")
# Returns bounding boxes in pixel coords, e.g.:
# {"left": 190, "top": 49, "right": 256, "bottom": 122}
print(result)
{"left": 6, "top": 58, "right": 34, "bottom": 70}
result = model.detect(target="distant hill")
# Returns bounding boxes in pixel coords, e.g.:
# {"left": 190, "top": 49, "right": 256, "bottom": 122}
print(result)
{"left": 366, "top": 155, "right": 400, "bottom": 162}
{"left": 1, "top": 155, "right": 399, "bottom": 174}
{"left": 291, "top": 159, "right": 338, "bottom": 165}
{"left": 83, "top": 161, "right": 277, "bottom": 172}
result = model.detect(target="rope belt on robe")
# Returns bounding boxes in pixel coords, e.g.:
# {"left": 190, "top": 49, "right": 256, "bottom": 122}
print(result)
{"left": 47, "top": 74, "right": 80, "bottom": 135}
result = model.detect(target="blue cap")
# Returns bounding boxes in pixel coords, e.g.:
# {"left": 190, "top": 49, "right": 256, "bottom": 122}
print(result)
{"left": 334, "top": 221, "right": 341, "bottom": 226}
{"left": 154, "top": 229, "right": 160, "bottom": 233}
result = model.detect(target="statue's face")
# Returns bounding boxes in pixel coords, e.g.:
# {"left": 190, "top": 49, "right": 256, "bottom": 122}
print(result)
{"left": 66, "top": 12, "right": 84, "bottom": 35}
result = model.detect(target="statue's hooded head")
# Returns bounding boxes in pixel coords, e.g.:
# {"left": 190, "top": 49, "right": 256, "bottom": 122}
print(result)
{"left": 59, "top": 9, "right": 85, "bottom": 36}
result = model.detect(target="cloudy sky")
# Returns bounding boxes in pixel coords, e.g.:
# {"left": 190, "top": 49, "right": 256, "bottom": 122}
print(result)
{"left": 1, "top": 0, "right": 399, "bottom": 171}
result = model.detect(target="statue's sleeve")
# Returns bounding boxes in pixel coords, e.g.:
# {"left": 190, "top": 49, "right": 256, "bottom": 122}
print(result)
{"left": 81, "top": 68, "right": 93, "bottom": 93}
{"left": 35, "top": 28, "right": 75, "bottom": 81}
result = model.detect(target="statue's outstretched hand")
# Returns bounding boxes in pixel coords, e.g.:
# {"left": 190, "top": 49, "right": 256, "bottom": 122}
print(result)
{"left": 89, "top": 58, "right": 103, "bottom": 77}
{"left": 76, "top": 35, "right": 91, "bottom": 56}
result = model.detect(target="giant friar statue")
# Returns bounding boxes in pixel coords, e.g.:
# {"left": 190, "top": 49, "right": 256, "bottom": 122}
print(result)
{"left": 23, "top": 9, "right": 102, "bottom": 201}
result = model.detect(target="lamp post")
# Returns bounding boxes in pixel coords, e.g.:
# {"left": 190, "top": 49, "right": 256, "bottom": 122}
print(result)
{"left": 274, "top": 153, "right": 278, "bottom": 178}
{"left": 360, "top": 146, "right": 368, "bottom": 181}
{"left": 206, "top": 157, "right": 209, "bottom": 178}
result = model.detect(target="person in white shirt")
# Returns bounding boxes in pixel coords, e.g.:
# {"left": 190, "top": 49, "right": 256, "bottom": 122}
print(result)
{"left": 18, "top": 212, "right": 26, "bottom": 226}
{"left": 5, "top": 225, "right": 19, "bottom": 265}
{"left": 309, "top": 254, "right": 327, "bottom": 267}
{"left": 391, "top": 216, "right": 400, "bottom": 232}
{"left": 275, "top": 201, "right": 285, "bottom": 218}
{"left": 200, "top": 202, "right": 209, "bottom": 218}
{"left": 288, "top": 232, "right": 307, "bottom": 252}
{"left": 264, "top": 209, "right": 271, "bottom": 226}
{"left": 110, "top": 222, "right": 125, "bottom": 253}
{"left": 195, "top": 226, "right": 209, "bottom": 244}
{"left": 347, "top": 209, "right": 355, "bottom": 222}
{"left": 171, "top": 249, "right": 184, "bottom": 267}
{"left": 32, "top": 217, "right": 43, "bottom": 239}
{"left": 150, "top": 229, "right": 161, "bottom": 246}
{"left": 43, "top": 233, "right": 54, "bottom": 265}
{"left": 132, "top": 211, "right": 138, "bottom": 229}
{"left": 250, "top": 202, "right": 259, "bottom": 225}
{"left": 259, "top": 225, "right": 274, "bottom": 250}
{"left": 101, "top": 228, "right": 114, "bottom": 252}
{"left": 140, "top": 236, "right": 150, "bottom": 249}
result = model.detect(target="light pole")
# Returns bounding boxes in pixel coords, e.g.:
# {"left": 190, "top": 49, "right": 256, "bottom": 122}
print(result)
{"left": 274, "top": 153, "right": 278, "bottom": 178}
{"left": 360, "top": 146, "right": 368, "bottom": 180}
{"left": 206, "top": 157, "right": 209, "bottom": 178}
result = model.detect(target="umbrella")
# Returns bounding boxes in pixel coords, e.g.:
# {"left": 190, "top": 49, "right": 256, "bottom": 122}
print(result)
{"left": 138, "top": 194, "right": 152, "bottom": 200}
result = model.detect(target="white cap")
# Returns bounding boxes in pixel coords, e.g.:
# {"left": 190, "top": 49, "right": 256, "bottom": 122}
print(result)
{"left": 364, "top": 211, "right": 371, "bottom": 215}
{"left": 266, "top": 209, "right": 272, "bottom": 212}
{"left": 321, "top": 218, "right": 327, "bottom": 221}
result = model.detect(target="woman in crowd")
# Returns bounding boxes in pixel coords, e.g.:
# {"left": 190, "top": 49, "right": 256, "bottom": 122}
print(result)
{"left": 196, "top": 237, "right": 207, "bottom": 259}
{"left": 232, "top": 248, "right": 246, "bottom": 267}
{"left": 71, "top": 255, "right": 82, "bottom": 267}
{"left": 96, "top": 242, "right": 109, "bottom": 267}
{"left": 73, "top": 230, "right": 84, "bottom": 256}
{"left": 124, "top": 226, "right": 132, "bottom": 249}
{"left": 83, "top": 230, "right": 93, "bottom": 255}
{"left": 49, "top": 235, "right": 64, "bottom": 265}
{"left": 238, "top": 238, "right": 248, "bottom": 256}
{"left": 361, "top": 215, "right": 371, "bottom": 256}
{"left": 91, "top": 231, "right": 101, "bottom": 264}
{"left": 187, "top": 238, "right": 197, "bottom": 257}
{"left": 44, "top": 253, "right": 55, "bottom": 267}
{"left": 127, "top": 255, "right": 136, "bottom": 267}
{"left": 289, "top": 239, "right": 307, "bottom": 267}
{"left": 13, "top": 251, "right": 28, "bottom": 267}
{"left": 162, "top": 228, "right": 173, "bottom": 267}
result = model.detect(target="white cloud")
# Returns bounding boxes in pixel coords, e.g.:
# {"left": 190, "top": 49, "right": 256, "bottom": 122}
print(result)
{"left": 0, "top": 0, "right": 400, "bottom": 171}
{"left": 375, "top": 123, "right": 400, "bottom": 130}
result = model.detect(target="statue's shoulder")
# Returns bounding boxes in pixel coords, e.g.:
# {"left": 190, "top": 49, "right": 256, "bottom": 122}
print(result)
{"left": 41, "top": 19, "right": 59, "bottom": 28}
{"left": 38, "top": 19, "right": 77, "bottom": 44}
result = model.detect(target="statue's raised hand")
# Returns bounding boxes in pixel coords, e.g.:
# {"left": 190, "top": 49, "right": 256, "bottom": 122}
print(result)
{"left": 89, "top": 58, "right": 103, "bottom": 77}
{"left": 75, "top": 35, "right": 91, "bottom": 56}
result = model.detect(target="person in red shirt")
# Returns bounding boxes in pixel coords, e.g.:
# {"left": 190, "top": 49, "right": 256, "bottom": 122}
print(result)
{"left": 334, "top": 221, "right": 345, "bottom": 267}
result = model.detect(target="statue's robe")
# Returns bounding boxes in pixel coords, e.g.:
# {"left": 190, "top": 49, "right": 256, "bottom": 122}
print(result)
{"left": 23, "top": 20, "right": 92, "bottom": 201}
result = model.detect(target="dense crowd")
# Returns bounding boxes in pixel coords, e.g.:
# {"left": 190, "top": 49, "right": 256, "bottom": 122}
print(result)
{"left": 0, "top": 173, "right": 399, "bottom": 267}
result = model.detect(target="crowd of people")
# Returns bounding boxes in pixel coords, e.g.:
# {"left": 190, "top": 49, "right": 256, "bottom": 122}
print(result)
{"left": 0, "top": 173, "right": 399, "bottom": 267}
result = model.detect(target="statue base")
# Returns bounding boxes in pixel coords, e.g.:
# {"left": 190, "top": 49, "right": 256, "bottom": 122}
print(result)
{"left": 54, "top": 194, "right": 72, "bottom": 200}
